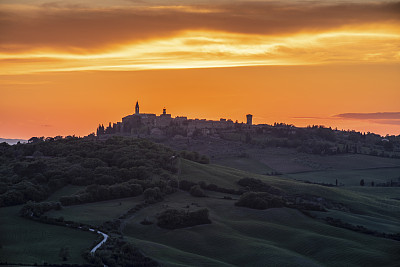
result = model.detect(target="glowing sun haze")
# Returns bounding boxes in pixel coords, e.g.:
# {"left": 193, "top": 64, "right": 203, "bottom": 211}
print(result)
{"left": 1, "top": 0, "right": 400, "bottom": 139}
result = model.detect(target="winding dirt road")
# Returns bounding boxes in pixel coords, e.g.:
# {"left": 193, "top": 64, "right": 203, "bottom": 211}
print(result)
{"left": 89, "top": 228, "right": 109, "bottom": 254}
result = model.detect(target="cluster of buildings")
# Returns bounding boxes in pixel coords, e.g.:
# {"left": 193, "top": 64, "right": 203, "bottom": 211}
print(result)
{"left": 97, "top": 101, "right": 253, "bottom": 137}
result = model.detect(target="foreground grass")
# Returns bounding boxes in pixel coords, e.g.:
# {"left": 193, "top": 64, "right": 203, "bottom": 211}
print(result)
{"left": 123, "top": 192, "right": 400, "bottom": 267}
{"left": 0, "top": 205, "right": 96, "bottom": 265}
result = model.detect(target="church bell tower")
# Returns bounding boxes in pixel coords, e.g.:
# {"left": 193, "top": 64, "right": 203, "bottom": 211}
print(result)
{"left": 135, "top": 101, "right": 140, "bottom": 115}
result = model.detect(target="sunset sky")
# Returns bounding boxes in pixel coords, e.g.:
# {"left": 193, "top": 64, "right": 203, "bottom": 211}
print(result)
{"left": 1, "top": 0, "right": 400, "bottom": 139}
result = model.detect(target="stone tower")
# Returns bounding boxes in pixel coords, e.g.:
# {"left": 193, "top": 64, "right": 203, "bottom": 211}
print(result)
{"left": 246, "top": 114, "right": 253, "bottom": 125}
{"left": 135, "top": 101, "right": 140, "bottom": 115}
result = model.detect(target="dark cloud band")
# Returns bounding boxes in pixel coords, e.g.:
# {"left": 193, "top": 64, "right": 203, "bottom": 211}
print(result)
{"left": 0, "top": 1, "right": 399, "bottom": 52}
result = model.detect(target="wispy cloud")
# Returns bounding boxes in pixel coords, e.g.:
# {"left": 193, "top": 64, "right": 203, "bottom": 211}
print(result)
{"left": 0, "top": 79, "right": 51, "bottom": 85}
{"left": 335, "top": 112, "right": 400, "bottom": 120}
{"left": 333, "top": 112, "right": 400, "bottom": 126}
{"left": 292, "top": 116, "right": 328, "bottom": 120}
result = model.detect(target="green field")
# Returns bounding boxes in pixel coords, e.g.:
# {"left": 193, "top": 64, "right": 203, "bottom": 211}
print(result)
{"left": 123, "top": 191, "right": 400, "bottom": 267}
{"left": 47, "top": 196, "right": 143, "bottom": 226}
{"left": 212, "top": 156, "right": 274, "bottom": 174}
{"left": 287, "top": 167, "right": 400, "bottom": 186}
{"left": 216, "top": 147, "right": 400, "bottom": 174}
{"left": 180, "top": 159, "right": 400, "bottom": 221}
{"left": 0, "top": 205, "right": 97, "bottom": 264}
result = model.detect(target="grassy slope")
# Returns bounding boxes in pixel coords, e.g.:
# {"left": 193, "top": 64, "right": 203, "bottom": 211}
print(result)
{"left": 287, "top": 167, "right": 400, "bottom": 186}
{"left": 212, "top": 156, "right": 274, "bottom": 174}
{"left": 123, "top": 192, "right": 400, "bottom": 267}
{"left": 216, "top": 147, "right": 400, "bottom": 174}
{"left": 311, "top": 209, "right": 400, "bottom": 234}
{"left": 119, "top": 159, "right": 399, "bottom": 266}
{"left": 0, "top": 205, "right": 97, "bottom": 264}
{"left": 181, "top": 159, "right": 400, "bottom": 221}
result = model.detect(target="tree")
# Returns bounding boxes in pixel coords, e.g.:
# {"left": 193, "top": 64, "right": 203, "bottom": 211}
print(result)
{"left": 190, "top": 185, "right": 206, "bottom": 197}
{"left": 143, "top": 187, "right": 163, "bottom": 203}
{"left": 360, "top": 179, "right": 365, "bottom": 186}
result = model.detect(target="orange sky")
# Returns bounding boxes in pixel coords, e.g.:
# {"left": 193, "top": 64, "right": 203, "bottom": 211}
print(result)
{"left": 1, "top": 1, "right": 400, "bottom": 139}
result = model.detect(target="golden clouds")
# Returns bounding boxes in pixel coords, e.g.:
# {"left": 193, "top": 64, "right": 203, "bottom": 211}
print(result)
{"left": 1, "top": 1, "right": 400, "bottom": 51}
{"left": 0, "top": 1, "right": 399, "bottom": 74}
{"left": 1, "top": 29, "right": 399, "bottom": 74}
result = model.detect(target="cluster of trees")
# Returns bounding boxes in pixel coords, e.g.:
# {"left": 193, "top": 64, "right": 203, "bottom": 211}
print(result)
{"left": 86, "top": 238, "right": 159, "bottom": 267}
{"left": 19, "top": 201, "right": 61, "bottom": 217}
{"left": 157, "top": 208, "right": 211, "bottom": 229}
{"left": 235, "top": 189, "right": 329, "bottom": 212}
{"left": 235, "top": 192, "right": 284, "bottom": 210}
{"left": 220, "top": 124, "right": 400, "bottom": 158}
{"left": 178, "top": 179, "right": 243, "bottom": 195}
{"left": 60, "top": 177, "right": 179, "bottom": 206}
{"left": 237, "top": 177, "right": 283, "bottom": 195}
{"left": 359, "top": 178, "right": 400, "bottom": 187}
{"left": 180, "top": 150, "right": 210, "bottom": 164}
{"left": 375, "top": 179, "right": 400, "bottom": 187}
{"left": 325, "top": 217, "right": 400, "bottom": 241}
{"left": 59, "top": 182, "right": 143, "bottom": 206}
{"left": 0, "top": 180, "right": 49, "bottom": 206}
{"left": 0, "top": 136, "right": 180, "bottom": 207}
{"left": 235, "top": 177, "right": 339, "bottom": 212}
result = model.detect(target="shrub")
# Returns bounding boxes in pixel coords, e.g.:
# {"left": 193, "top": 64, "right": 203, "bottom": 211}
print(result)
{"left": 140, "top": 217, "right": 154, "bottom": 225}
{"left": 167, "top": 179, "right": 179, "bottom": 188}
{"left": 143, "top": 187, "right": 163, "bottom": 204}
{"left": 157, "top": 208, "right": 211, "bottom": 229}
{"left": 235, "top": 192, "right": 284, "bottom": 210}
{"left": 190, "top": 185, "right": 206, "bottom": 197}
{"left": 237, "top": 177, "right": 283, "bottom": 195}
{"left": 179, "top": 180, "right": 197, "bottom": 191}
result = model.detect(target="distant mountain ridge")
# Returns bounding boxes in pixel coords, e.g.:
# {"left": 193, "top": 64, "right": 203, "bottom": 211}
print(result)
{"left": 0, "top": 138, "right": 28, "bottom": 145}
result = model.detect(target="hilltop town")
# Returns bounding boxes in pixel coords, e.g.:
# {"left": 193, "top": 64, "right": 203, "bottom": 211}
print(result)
{"left": 96, "top": 101, "right": 254, "bottom": 138}
{"left": 96, "top": 102, "right": 400, "bottom": 160}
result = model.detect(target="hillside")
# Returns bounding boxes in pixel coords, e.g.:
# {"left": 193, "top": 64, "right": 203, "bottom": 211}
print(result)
{"left": 0, "top": 137, "right": 399, "bottom": 266}
{"left": 0, "top": 138, "right": 27, "bottom": 145}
